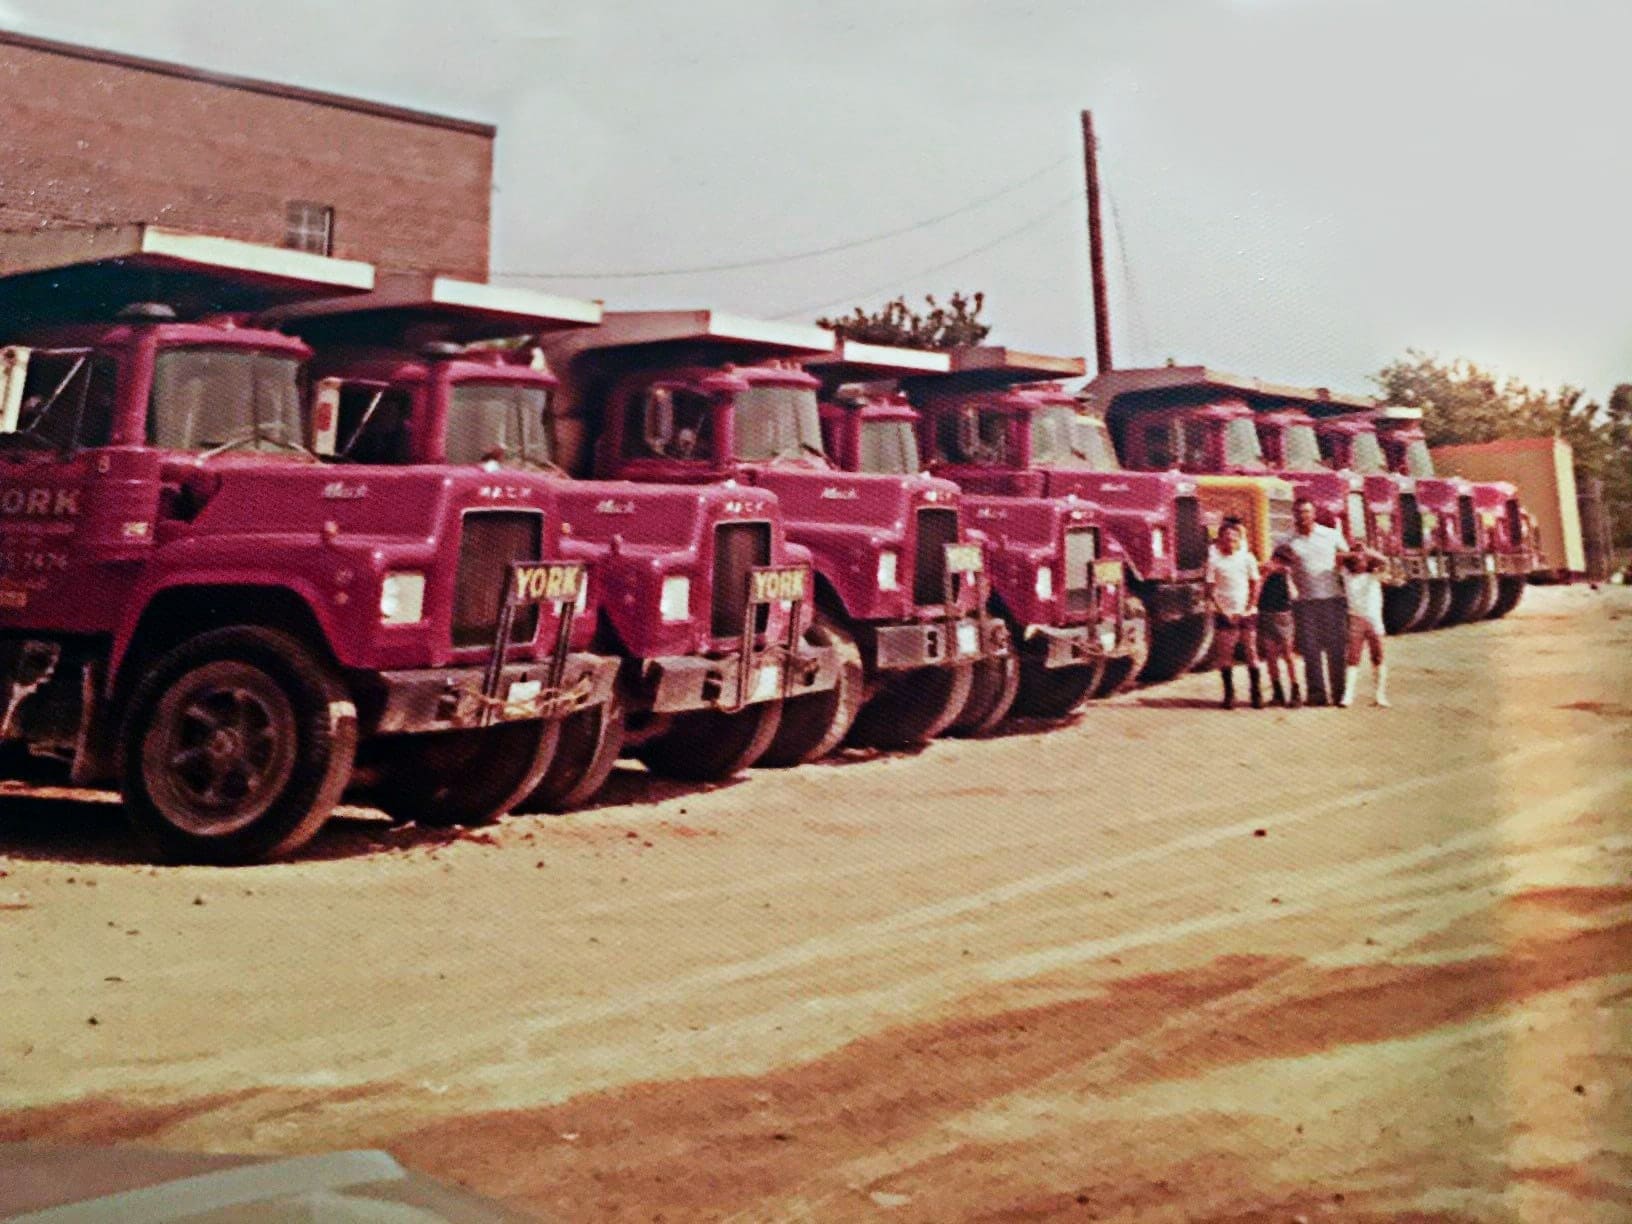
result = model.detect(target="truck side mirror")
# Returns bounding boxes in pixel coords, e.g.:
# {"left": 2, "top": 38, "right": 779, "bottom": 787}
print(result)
{"left": 956, "top": 407, "right": 987, "bottom": 461}
{"left": 643, "top": 386, "right": 675, "bottom": 456}
{"left": 311, "top": 377, "right": 342, "bottom": 457}
{"left": 0, "top": 346, "right": 32, "bottom": 434}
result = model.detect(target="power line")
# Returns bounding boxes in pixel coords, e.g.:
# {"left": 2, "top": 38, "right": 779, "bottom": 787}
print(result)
{"left": 489, "top": 156, "right": 1073, "bottom": 280}
{"left": 771, "top": 190, "right": 1084, "bottom": 321}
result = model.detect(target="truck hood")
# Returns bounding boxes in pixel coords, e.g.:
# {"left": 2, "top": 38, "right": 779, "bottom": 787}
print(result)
{"left": 739, "top": 466, "right": 957, "bottom": 539}
{"left": 162, "top": 459, "right": 555, "bottom": 546}
{"left": 554, "top": 480, "right": 779, "bottom": 550}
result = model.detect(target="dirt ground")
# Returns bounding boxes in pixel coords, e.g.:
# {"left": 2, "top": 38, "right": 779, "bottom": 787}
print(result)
{"left": 1, "top": 584, "right": 1629, "bottom": 1222}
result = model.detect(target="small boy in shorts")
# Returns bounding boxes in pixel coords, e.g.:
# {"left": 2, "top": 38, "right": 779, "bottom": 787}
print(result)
{"left": 1341, "top": 545, "right": 1390, "bottom": 707}
{"left": 1205, "top": 517, "right": 1262, "bottom": 709}
{"left": 1259, "top": 544, "right": 1301, "bottom": 707}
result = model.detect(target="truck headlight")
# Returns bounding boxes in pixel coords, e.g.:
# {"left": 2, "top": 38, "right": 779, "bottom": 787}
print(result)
{"left": 379, "top": 572, "right": 426, "bottom": 625}
{"left": 659, "top": 574, "right": 691, "bottom": 623}
{"left": 877, "top": 550, "right": 900, "bottom": 592}
{"left": 1034, "top": 565, "right": 1054, "bottom": 601}
{"left": 1150, "top": 527, "right": 1166, "bottom": 559}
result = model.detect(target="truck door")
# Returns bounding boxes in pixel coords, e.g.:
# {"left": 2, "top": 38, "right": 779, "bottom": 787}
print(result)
{"left": 0, "top": 347, "right": 158, "bottom": 633}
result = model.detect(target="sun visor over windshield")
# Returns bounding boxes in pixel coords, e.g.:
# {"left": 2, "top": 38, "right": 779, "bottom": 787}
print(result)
{"left": 0, "top": 225, "right": 375, "bottom": 324}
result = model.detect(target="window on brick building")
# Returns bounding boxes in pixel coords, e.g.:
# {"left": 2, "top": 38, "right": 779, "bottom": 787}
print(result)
{"left": 285, "top": 201, "right": 335, "bottom": 255}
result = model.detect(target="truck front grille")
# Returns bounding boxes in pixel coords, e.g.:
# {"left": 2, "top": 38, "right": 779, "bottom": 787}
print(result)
{"left": 1174, "top": 495, "right": 1209, "bottom": 572}
{"left": 1400, "top": 493, "right": 1424, "bottom": 549}
{"left": 1506, "top": 498, "right": 1522, "bottom": 548}
{"left": 1458, "top": 494, "right": 1477, "bottom": 550}
{"left": 913, "top": 507, "right": 959, "bottom": 606}
{"left": 1063, "top": 527, "right": 1098, "bottom": 617}
{"left": 712, "top": 521, "right": 772, "bottom": 637}
{"left": 453, "top": 510, "right": 543, "bottom": 649}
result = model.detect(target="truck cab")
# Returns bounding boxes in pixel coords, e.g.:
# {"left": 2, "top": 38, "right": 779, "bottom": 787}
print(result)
{"left": 541, "top": 311, "right": 1009, "bottom": 761}
{"left": 902, "top": 351, "right": 1213, "bottom": 685}
{"left": 0, "top": 227, "right": 618, "bottom": 862}
{"left": 260, "top": 277, "right": 838, "bottom": 791}
{"left": 811, "top": 340, "right": 1141, "bottom": 720}
{"left": 1373, "top": 408, "right": 1500, "bottom": 625}
{"left": 1307, "top": 410, "right": 1444, "bottom": 632}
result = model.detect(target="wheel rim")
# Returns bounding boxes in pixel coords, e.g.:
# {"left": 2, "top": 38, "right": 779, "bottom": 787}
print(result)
{"left": 144, "top": 661, "right": 299, "bottom": 836}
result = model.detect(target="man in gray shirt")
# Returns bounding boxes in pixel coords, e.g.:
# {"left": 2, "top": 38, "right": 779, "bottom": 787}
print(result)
{"left": 1282, "top": 497, "right": 1350, "bottom": 706}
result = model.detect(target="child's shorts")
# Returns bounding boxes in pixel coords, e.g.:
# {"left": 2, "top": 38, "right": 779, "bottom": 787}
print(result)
{"left": 1213, "top": 612, "right": 1259, "bottom": 667}
{"left": 1347, "top": 614, "right": 1385, "bottom": 664}
{"left": 1257, "top": 609, "right": 1294, "bottom": 652}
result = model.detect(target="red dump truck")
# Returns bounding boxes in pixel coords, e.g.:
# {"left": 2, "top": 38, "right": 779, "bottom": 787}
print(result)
{"left": 1371, "top": 408, "right": 1505, "bottom": 624}
{"left": 540, "top": 312, "right": 1010, "bottom": 760}
{"left": 259, "top": 278, "right": 838, "bottom": 791}
{"left": 0, "top": 227, "right": 619, "bottom": 862}
{"left": 897, "top": 348, "right": 1211, "bottom": 685}
{"left": 809, "top": 340, "right": 1143, "bottom": 719}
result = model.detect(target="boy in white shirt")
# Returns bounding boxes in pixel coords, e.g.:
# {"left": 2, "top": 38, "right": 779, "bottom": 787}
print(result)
{"left": 1205, "top": 517, "right": 1263, "bottom": 709}
{"left": 1341, "top": 546, "right": 1390, "bottom": 707}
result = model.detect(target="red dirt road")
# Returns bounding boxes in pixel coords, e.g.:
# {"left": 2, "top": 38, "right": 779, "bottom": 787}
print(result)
{"left": 2, "top": 585, "right": 1629, "bottom": 1221}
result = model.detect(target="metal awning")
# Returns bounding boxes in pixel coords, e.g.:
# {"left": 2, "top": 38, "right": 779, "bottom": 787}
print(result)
{"left": 0, "top": 224, "right": 375, "bottom": 324}
{"left": 803, "top": 338, "right": 949, "bottom": 392}
{"left": 543, "top": 309, "right": 835, "bottom": 372}
{"left": 258, "top": 272, "right": 601, "bottom": 344}
{"left": 1084, "top": 365, "right": 1377, "bottom": 418}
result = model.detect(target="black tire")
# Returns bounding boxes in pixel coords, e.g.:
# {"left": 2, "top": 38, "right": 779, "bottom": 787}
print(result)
{"left": 846, "top": 662, "right": 974, "bottom": 750}
{"left": 1488, "top": 576, "right": 1526, "bottom": 619}
{"left": 1014, "top": 658, "right": 1101, "bottom": 719}
{"left": 119, "top": 626, "right": 357, "bottom": 864}
{"left": 634, "top": 700, "right": 782, "bottom": 781}
{"left": 1419, "top": 578, "right": 1453, "bottom": 630}
{"left": 1446, "top": 577, "right": 1492, "bottom": 625}
{"left": 946, "top": 651, "right": 1021, "bottom": 737}
{"left": 1139, "top": 609, "right": 1213, "bottom": 684}
{"left": 1383, "top": 580, "right": 1429, "bottom": 635}
{"left": 372, "top": 719, "right": 560, "bottom": 827}
{"left": 1089, "top": 595, "right": 1151, "bottom": 699}
{"left": 757, "top": 614, "right": 866, "bottom": 767}
{"left": 521, "top": 693, "right": 626, "bottom": 813}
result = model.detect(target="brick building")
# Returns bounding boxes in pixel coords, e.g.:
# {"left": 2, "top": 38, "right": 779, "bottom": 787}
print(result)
{"left": 0, "top": 28, "right": 494, "bottom": 280}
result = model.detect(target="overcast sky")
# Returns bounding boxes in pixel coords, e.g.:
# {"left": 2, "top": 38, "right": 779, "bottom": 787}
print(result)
{"left": 3, "top": 0, "right": 1628, "bottom": 400}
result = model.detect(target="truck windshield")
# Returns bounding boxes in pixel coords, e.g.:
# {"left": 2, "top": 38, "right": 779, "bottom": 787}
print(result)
{"left": 934, "top": 406, "right": 1010, "bottom": 465}
{"left": 149, "top": 347, "right": 307, "bottom": 456}
{"left": 1281, "top": 424, "right": 1324, "bottom": 471}
{"left": 858, "top": 419, "right": 919, "bottom": 474}
{"left": 1403, "top": 438, "right": 1435, "bottom": 477}
{"left": 1224, "top": 416, "right": 1265, "bottom": 467}
{"left": 734, "top": 385, "right": 826, "bottom": 463}
{"left": 445, "top": 381, "right": 554, "bottom": 469}
{"left": 1071, "top": 415, "right": 1121, "bottom": 471}
{"left": 1348, "top": 430, "right": 1387, "bottom": 473}
{"left": 1030, "top": 405, "right": 1119, "bottom": 471}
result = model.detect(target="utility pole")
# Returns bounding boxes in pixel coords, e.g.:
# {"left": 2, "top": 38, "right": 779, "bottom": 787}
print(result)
{"left": 1080, "top": 109, "right": 1113, "bottom": 374}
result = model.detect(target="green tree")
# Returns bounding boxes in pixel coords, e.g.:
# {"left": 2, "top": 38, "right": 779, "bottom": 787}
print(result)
{"left": 1374, "top": 350, "right": 1631, "bottom": 550}
{"left": 818, "top": 291, "right": 990, "bottom": 350}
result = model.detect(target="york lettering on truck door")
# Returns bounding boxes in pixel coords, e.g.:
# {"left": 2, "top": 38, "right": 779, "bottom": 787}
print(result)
{"left": 0, "top": 349, "right": 132, "bottom": 625}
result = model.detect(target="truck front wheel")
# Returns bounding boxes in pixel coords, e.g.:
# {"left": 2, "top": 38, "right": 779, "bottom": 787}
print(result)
{"left": 634, "top": 700, "right": 782, "bottom": 781}
{"left": 1139, "top": 609, "right": 1213, "bottom": 684}
{"left": 845, "top": 662, "right": 974, "bottom": 750}
{"left": 372, "top": 719, "right": 560, "bottom": 827}
{"left": 1091, "top": 596, "right": 1151, "bottom": 698}
{"left": 1488, "top": 576, "right": 1526, "bottom": 618}
{"left": 1383, "top": 581, "right": 1430, "bottom": 634}
{"left": 1014, "top": 658, "right": 1101, "bottom": 719}
{"left": 757, "top": 614, "right": 865, "bottom": 767}
{"left": 1419, "top": 578, "right": 1453, "bottom": 630}
{"left": 521, "top": 693, "right": 627, "bottom": 813}
{"left": 946, "top": 651, "right": 1021, "bottom": 737}
{"left": 119, "top": 627, "right": 357, "bottom": 864}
